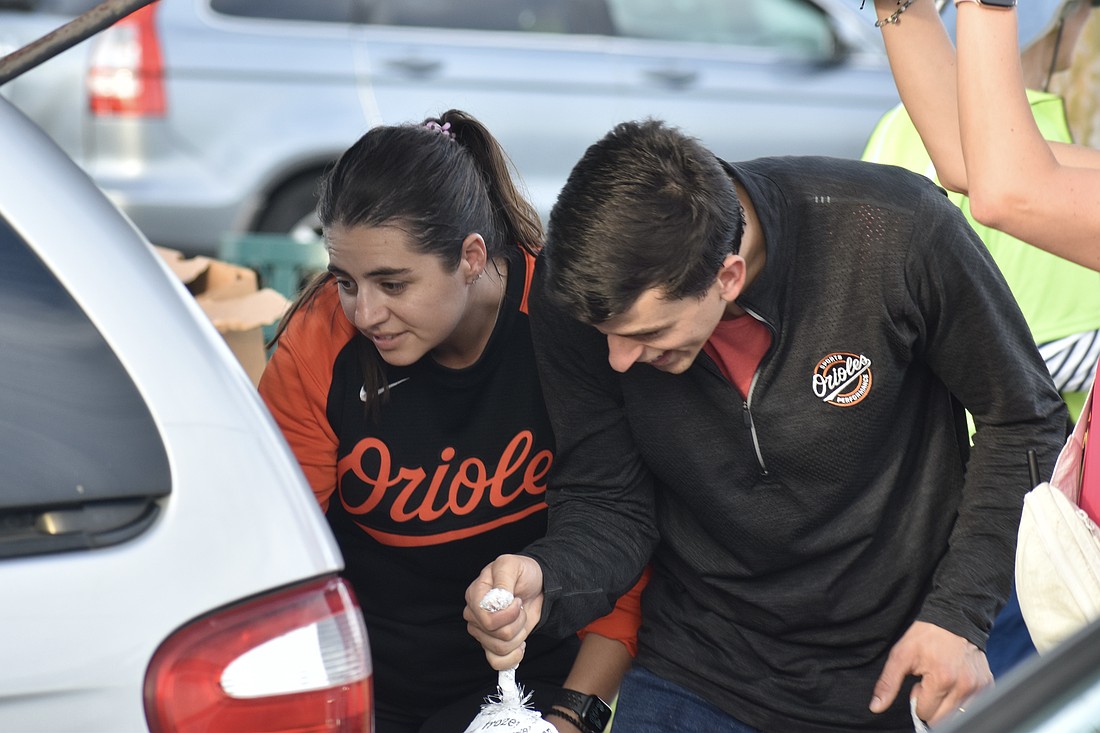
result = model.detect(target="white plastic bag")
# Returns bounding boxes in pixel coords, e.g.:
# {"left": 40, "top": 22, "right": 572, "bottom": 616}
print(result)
{"left": 464, "top": 588, "right": 556, "bottom": 733}
{"left": 462, "top": 667, "right": 556, "bottom": 733}
{"left": 910, "top": 697, "right": 930, "bottom": 733}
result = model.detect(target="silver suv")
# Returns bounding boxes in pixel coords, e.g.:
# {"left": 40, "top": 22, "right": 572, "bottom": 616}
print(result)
{"left": 0, "top": 93, "right": 373, "bottom": 731}
{"left": 1, "top": 0, "right": 899, "bottom": 256}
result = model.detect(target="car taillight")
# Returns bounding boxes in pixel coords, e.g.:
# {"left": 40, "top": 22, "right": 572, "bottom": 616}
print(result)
{"left": 87, "top": 1, "right": 165, "bottom": 116}
{"left": 144, "top": 576, "right": 373, "bottom": 733}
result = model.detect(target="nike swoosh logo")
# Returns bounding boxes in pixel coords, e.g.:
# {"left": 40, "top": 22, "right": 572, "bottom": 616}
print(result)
{"left": 360, "top": 377, "right": 411, "bottom": 402}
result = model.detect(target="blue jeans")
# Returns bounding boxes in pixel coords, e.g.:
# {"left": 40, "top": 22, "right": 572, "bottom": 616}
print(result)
{"left": 612, "top": 665, "right": 762, "bottom": 733}
{"left": 986, "top": 584, "right": 1037, "bottom": 679}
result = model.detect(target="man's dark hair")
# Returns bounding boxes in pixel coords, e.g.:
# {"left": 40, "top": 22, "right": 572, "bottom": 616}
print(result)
{"left": 544, "top": 118, "right": 745, "bottom": 324}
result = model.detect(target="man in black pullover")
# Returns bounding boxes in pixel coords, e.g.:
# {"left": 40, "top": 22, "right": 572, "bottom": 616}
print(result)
{"left": 465, "top": 119, "right": 1067, "bottom": 732}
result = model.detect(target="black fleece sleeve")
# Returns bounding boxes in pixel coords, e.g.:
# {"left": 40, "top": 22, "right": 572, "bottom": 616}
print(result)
{"left": 905, "top": 188, "right": 1068, "bottom": 647}
{"left": 520, "top": 266, "right": 659, "bottom": 638}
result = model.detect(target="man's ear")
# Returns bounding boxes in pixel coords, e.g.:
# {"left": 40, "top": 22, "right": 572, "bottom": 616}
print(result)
{"left": 460, "top": 233, "right": 488, "bottom": 284}
{"left": 715, "top": 253, "right": 747, "bottom": 303}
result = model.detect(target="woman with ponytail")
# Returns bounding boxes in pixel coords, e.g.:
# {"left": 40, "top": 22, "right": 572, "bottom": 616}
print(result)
{"left": 259, "top": 110, "right": 641, "bottom": 733}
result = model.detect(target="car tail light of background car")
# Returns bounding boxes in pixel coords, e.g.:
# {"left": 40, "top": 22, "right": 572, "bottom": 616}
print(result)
{"left": 144, "top": 576, "right": 373, "bottom": 733}
{"left": 87, "top": 1, "right": 165, "bottom": 116}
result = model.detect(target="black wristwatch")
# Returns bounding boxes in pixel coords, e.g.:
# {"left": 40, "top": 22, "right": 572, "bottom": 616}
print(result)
{"left": 551, "top": 689, "right": 613, "bottom": 733}
{"left": 954, "top": 0, "right": 1016, "bottom": 7}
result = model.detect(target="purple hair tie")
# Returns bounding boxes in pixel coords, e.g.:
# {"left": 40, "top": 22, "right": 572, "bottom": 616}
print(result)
{"left": 424, "top": 120, "right": 456, "bottom": 141}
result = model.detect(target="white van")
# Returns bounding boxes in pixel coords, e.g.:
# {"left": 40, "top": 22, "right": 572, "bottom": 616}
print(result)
{"left": 0, "top": 95, "right": 373, "bottom": 733}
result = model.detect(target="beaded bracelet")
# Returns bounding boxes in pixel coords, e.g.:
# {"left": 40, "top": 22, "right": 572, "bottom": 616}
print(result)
{"left": 545, "top": 707, "right": 589, "bottom": 732}
{"left": 876, "top": 0, "right": 916, "bottom": 26}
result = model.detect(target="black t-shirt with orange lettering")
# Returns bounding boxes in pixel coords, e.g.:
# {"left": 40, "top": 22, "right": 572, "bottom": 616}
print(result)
{"left": 259, "top": 249, "right": 579, "bottom": 719}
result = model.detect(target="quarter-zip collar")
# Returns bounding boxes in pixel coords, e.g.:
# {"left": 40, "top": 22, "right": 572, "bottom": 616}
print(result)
{"left": 719, "top": 158, "right": 793, "bottom": 335}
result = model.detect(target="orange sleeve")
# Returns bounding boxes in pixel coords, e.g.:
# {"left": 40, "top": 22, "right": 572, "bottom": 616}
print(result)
{"left": 576, "top": 565, "right": 651, "bottom": 657}
{"left": 258, "top": 284, "right": 354, "bottom": 512}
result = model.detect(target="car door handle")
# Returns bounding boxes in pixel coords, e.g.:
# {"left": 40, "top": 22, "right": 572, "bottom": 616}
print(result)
{"left": 644, "top": 68, "right": 698, "bottom": 89}
{"left": 385, "top": 57, "right": 443, "bottom": 76}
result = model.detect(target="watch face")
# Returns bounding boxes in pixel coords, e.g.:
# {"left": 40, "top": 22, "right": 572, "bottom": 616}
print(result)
{"left": 556, "top": 690, "right": 614, "bottom": 732}
{"left": 979, "top": 0, "right": 1016, "bottom": 6}
{"left": 583, "top": 698, "right": 613, "bottom": 730}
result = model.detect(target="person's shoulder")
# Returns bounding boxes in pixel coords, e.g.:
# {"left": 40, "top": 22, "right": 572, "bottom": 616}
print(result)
{"left": 737, "top": 153, "right": 914, "bottom": 179}
{"left": 281, "top": 279, "right": 357, "bottom": 359}
{"left": 738, "top": 154, "right": 942, "bottom": 205}
{"left": 527, "top": 255, "right": 558, "bottom": 319}
{"left": 527, "top": 255, "right": 596, "bottom": 339}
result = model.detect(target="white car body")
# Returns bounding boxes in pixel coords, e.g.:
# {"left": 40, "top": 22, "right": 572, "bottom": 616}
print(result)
{"left": 0, "top": 96, "right": 370, "bottom": 732}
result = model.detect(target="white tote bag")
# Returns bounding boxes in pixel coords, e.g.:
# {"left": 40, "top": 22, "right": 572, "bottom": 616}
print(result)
{"left": 1015, "top": 379, "right": 1100, "bottom": 653}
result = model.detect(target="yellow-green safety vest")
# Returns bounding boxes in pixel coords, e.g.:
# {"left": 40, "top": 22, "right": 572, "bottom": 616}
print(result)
{"left": 862, "top": 91, "right": 1100, "bottom": 421}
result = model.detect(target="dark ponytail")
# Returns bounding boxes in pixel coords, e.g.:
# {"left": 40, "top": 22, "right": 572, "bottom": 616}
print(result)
{"left": 436, "top": 109, "right": 542, "bottom": 258}
{"left": 269, "top": 109, "right": 542, "bottom": 417}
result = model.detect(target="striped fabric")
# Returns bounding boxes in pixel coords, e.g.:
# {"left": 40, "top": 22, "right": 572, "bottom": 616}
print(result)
{"left": 1039, "top": 329, "right": 1100, "bottom": 393}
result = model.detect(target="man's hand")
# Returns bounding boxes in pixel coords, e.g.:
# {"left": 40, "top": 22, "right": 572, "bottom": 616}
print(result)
{"left": 869, "top": 620, "right": 993, "bottom": 726}
{"left": 464, "top": 554, "right": 546, "bottom": 670}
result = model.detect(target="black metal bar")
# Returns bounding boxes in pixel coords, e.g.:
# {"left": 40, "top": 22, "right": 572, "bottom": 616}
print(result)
{"left": 0, "top": 0, "right": 156, "bottom": 86}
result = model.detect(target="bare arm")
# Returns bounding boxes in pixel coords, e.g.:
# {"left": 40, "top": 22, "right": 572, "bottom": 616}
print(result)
{"left": 560, "top": 633, "right": 632, "bottom": 701}
{"left": 873, "top": 0, "right": 969, "bottom": 190}
{"left": 546, "top": 634, "right": 632, "bottom": 732}
{"left": 875, "top": 0, "right": 1100, "bottom": 270}
{"left": 955, "top": 3, "right": 1100, "bottom": 270}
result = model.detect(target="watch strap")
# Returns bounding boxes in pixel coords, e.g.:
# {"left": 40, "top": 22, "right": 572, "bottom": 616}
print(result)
{"left": 551, "top": 689, "right": 612, "bottom": 733}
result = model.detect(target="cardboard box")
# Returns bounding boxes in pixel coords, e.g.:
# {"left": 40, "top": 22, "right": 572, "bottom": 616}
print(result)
{"left": 156, "top": 247, "right": 290, "bottom": 386}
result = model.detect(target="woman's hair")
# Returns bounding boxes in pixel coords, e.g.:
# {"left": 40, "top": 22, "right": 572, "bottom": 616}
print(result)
{"left": 270, "top": 109, "right": 542, "bottom": 415}
{"left": 544, "top": 118, "right": 744, "bottom": 325}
